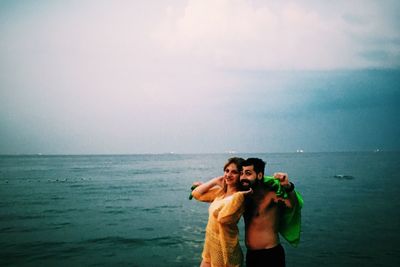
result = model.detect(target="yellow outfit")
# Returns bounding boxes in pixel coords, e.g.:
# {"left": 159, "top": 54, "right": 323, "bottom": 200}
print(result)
{"left": 193, "top": 188, "right": 245, "bottom": 267}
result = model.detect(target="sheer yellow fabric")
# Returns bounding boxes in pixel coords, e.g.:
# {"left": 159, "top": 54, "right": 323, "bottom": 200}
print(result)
{"left": 193, "top": 190, "right": 245, "bottom": 267}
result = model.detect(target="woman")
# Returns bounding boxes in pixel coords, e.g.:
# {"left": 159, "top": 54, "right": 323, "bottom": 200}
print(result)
{"left": 192, "top": 157, "right": 251, "bottom": 267}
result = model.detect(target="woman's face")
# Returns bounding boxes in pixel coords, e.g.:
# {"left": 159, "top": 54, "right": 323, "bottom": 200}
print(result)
{"left": 223, "top": 163, "right": 240, "bottom": 186}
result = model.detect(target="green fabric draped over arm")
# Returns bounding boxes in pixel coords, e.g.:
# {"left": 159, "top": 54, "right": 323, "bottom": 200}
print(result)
{"left": 263, "top": 176, "right": 303, "bottom": 247}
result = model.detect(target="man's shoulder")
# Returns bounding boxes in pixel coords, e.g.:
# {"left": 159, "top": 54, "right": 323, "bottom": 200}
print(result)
{"left": 253, "top": 186, "right": 277, "bottom": 197}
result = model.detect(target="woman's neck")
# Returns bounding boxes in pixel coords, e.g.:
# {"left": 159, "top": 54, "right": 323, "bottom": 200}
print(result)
{"left": 224, "top": 185, "right": 238, "bottom": 198}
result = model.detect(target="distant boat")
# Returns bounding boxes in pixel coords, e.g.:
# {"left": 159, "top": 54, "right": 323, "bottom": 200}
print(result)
{"left": 296, "top": 149, "right": 304, "bottom": 153}
{"left": 334, "top": 174, "right": 355, "bottom": 180}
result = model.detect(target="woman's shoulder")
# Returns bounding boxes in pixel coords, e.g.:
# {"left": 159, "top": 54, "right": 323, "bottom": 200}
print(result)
{"left": 231, "top": 191, "right": 246, "bottom": 201}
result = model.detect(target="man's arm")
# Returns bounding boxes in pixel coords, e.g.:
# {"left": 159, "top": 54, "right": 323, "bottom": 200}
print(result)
{"left": 273, "top": 172, "right": 299, "bottom": 208}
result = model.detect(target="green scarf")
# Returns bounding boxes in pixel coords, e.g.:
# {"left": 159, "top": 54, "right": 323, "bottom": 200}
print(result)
{"left": 263, "top": 176, "right": 303, "bottom": 247}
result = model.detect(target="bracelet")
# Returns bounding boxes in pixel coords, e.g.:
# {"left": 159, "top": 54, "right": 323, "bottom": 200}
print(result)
{"left": 285, "top": 182, "right": 295, "bottom": 193}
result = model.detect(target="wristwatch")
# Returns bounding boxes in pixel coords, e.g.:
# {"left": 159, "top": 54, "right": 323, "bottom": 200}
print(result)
{"left": 285, "top": 182, "right": 295, "bottom": 193}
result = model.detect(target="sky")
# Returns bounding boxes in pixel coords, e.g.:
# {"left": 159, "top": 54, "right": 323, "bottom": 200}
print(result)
{"left": 0, "top": 0, "right": 399, "bottom": 154}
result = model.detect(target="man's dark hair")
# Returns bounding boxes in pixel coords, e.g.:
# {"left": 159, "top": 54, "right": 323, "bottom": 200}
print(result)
{"left": 243, "top": 158, "right": 266, "bottom": 175}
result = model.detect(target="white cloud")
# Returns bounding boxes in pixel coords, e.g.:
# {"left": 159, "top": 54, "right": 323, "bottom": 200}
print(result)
{"left": 154, "top": 0, "right": 400, "bottom": 70}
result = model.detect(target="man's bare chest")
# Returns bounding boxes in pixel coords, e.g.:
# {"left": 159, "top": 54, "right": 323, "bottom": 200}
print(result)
{"left": 248, "top": 192, "right": 278, "bottom": 218}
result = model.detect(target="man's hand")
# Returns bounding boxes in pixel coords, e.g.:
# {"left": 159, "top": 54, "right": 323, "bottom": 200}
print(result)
{"left": 273, "top": 172, "right": 290, "bottom": 188}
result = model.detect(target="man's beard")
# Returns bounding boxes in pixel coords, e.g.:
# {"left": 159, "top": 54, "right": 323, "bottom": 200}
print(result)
{"left": 239, "top": 179, "right": 251, "bottom": 191}
{"left": 240, "top": 178, "right": 262, "bottom": 191}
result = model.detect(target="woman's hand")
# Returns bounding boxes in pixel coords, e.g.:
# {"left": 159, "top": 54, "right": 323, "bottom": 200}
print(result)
{"left": 212, "top": 176, "right": 225, "bottom": 187}
{"left": 191, "top": 181, "right": 203, "bottom": 189}
{"left": 241, "top": 188, "right": 253, "bottom": 196}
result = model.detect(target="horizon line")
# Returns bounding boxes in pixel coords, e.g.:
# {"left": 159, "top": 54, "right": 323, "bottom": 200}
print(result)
{"left": 0, "top": 149, "right": 397, "bottom": 156}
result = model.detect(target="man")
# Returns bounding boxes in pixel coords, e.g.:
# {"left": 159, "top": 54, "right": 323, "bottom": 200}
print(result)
{"left": 240, "top": 158, "right": 302, "bottom": 267}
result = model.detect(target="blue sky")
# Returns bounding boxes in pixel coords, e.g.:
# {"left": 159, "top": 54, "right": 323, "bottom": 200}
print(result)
{"left": 0, "top": 0, "right": 399, "bottom": 154}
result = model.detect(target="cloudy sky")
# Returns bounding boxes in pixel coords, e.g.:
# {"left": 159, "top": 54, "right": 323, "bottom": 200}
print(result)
{"left": 0, "top": 0, "right": 399, "bottom": 154}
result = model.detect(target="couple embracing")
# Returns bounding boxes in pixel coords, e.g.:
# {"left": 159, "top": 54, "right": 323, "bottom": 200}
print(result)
{"left": 191, "top": 157, "right": 303, "bottom": 267}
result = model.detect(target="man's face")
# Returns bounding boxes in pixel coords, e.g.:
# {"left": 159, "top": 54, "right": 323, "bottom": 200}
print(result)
{"left": 240, "top": 165, "right": 261, "bottom": 190}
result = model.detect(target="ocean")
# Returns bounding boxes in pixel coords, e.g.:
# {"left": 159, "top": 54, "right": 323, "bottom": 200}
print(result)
{"left": 0, "top": 152, "right": 399, "bottom": 267}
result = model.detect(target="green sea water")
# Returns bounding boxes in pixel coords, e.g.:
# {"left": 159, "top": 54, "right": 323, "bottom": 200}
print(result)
{"left": 1, "top": 152, "right": 399, "bottom": 266}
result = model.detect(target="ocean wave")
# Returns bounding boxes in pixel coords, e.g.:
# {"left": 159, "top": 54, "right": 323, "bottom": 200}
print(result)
{"left": 42, "top": 208, "right": 85, "bottom": 214}
{"left": 101, "top": 209, "right": 125, "bottom": 215}
{"left": 138, "top": 227, "right": 154, "bottom": 232}
{"left": 2, "top": 240, "right": 68, "bottom": 252}
{"left": 0, "top": 240, "right": 84, "bottom": 263}
{"left": 0, "top": 214, "right": 49, "bottom": 221}
{"left": 134, "top": 205, "right": 181, "bottom": 213}
{"left": 80, "top": 235, "right": 185, "bottom": 247}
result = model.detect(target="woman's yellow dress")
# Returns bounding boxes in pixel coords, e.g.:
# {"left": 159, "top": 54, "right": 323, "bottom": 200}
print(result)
{"left": 193, "top": 188, "right": 245, "bottom": 267}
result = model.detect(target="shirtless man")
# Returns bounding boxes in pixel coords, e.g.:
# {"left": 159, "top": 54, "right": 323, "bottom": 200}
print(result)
{"left": 240, "top": 158, "right": 299, "bottom": 267}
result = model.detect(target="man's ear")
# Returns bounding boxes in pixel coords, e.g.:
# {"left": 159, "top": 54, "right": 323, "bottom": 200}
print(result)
{"left": 257, "top": 172, "right": 263, "bottom": 180}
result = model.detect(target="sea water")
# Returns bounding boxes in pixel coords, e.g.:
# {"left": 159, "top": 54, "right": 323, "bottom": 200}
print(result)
{"left": 0, "top": 152, "right": 399, "bottom": 267}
